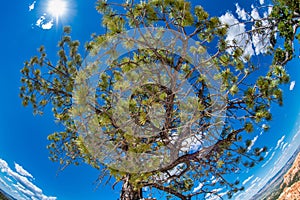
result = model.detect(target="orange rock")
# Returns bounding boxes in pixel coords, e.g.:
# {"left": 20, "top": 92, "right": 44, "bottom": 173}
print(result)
{"left": 283, "top": 153, "right": 300, "bottom": 186}
{"left": 278, "top": 181, "right": 300, "bottom": 200}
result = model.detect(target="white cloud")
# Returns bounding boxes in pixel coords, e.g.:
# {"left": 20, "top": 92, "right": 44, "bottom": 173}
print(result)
{"left": 167, "top": 163, "right": 184, "bottom": 177}
{"left": 220, "top": 4, "right": 276, "bottom": 59}
{"left": 242, "top": 175, "right": 254, "bottom": 185}
{"left": 211, "top": 177, "right": 219, "bottom": 185}
{"left": 0, "top": 177, "right": 11, "bottom": 190}
{"left": 247, "top": 135, "right": 259, "bottom": 152}
{"left": 13, "top": 182, "right": 26, "bottom": 190}
{"left": 205, "top": 188, "right": 226, "bottom": 200}
{"left": 36, "top": 15, "right": 54, "bottom": 30}
{"left": 268, "top": 6, "right": 273, "bottom": 15}
{"left": 235, "top": 180, "right": 258, "bottom": 199}
{"left": 281, "top": 142, "right": 288, "bottom": 151}
{"left": 235, "top": 176, "right": 263, "bottom": 199}
{"left": 205, "top": 195, "right": 220, "bottom": 200}
{"left": 262, "top": 151, "right": 275, "bottom": 167}
{"left": 218, "top": 191, "right": 228, "bottom": 198}
{"left": 4, "top": 176, "right": 13, "bottom": 183}
{"left": 235, "top": 4, "right": 248, "bottom": 20}
{"left": 15, "top": 163, "right": 34, "bottom": 180}
{"left": 261, "top": 124, "right": 268, "bottom": 133}
{"left": 41, "top": 20, "right": 54, "bottom": 30}
{"left": 275, "top": 135, "right": 285, "bottom": 150}
{"left": 0, "top": 158, "right": 57, "bottom": 200}
{"left": 227, "top": 4, "right": 274, "bottom": 57}
{"left": 193, "top": 182, "right": 203, "bottom": 192}
{"left": 250, "top": 177, "right": 261, "bottom": 185}
{"left": 219, "top": 12, "right": 254, "bottom": 57}
{"left": 14, "top": 183, "right": 35, "bottom": 197}
{"left": 251, "top": 8, "right": 261, "bottom": 20}
{"left": 180, "top": 134, "right": 203, "bottom": 153}
{"left": 36, "top": 16, "right": 45, "bottom": 27}
{"left": 290, "top": 81, "right": 296, "bottom": 91}
{"left": 29, "top": 1, "right": 36, "bottom": 11}
{"left": 251, "top": 25, "right": 271, "bottom": 55}
{"left": 249, "top": 6, "right": 275, "bottom": 55}
{"left": 0, "top": 159, "right": 9, "bottom": 171}
{"left": 0, "top": 177, "right": 26, "bottom": 200}
{"left": 212, "top": 188, "right": 224, "bottom": 193}
{"left": 273, "top": 143, "right": 295, "bottom": 171}
{"left": 263, "top": 147, "right": 273, "bottom": 158}
{"left": 292, "top": 129, "right": 300, "bottom": 141}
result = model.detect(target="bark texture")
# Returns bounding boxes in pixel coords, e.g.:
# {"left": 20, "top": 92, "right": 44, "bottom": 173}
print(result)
{"left": 120, "top": 174, "right": 142, "bottom": 200}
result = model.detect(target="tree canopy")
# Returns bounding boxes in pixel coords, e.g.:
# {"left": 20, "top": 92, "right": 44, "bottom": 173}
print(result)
{"left": 20, "top": 0, "right": 299, "bottom": 199}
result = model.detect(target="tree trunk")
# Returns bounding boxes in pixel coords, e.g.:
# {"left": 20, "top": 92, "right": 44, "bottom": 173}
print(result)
{"left": 120, "top": 174, "right": 142, "bottom": 200}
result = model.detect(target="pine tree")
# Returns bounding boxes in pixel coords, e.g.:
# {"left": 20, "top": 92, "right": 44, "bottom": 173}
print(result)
{"left": 20, "top": 0, "right": 299, "bottom": 199}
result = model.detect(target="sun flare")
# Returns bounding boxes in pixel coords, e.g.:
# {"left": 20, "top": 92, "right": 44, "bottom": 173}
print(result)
{"left": 47, "top": 0, "right": 67, "bottom": 18}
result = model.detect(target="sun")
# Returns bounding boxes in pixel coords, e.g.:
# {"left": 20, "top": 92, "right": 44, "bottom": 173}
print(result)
{"left": 47, "top": 0, "right": 67, "bottom": 18}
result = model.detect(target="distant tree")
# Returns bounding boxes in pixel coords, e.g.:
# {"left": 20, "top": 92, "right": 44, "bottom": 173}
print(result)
{"left": 20, "top": 0, "right": 299, "bottom": 199}
{"left": 0, "top": 190, "right": 12, "bottom": 200}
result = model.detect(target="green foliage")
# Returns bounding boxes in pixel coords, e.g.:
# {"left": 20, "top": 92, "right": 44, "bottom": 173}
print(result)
{"left": 20, "top": 27, "right": 100, "bottom": 171}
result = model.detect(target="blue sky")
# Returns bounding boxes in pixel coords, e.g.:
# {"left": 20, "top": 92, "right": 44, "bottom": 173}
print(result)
{"left": 0, "top": 0, "right": 299, "bottom": 200}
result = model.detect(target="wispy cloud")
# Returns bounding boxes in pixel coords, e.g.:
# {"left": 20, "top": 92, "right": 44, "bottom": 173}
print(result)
{"left": 211, "top": 177, "right": 219, "bottom": 185}
{"left": 29, "top": 1, "right": 36, "bottom": 11}
{"left": 14, "top": 163, "right": 34, "bottom": 180}
{"left": 205, "top": 188, "right": 226, "bottom": 200}
{"left": 281, "top": 142, "right": 288, "bottom": 151}
{"left": 290, "top": 81, "right": 296, "bottom": 91}
{"left": 262, "top": 151, "right": 275, "bottom": 167}
{"left": 250, "top": 177, "right": 261, "bottom": 185}
{"left": 0, "top": 177, "right": 11, "bottom": 191}
{"left": 292, "top": 129, "right": 300, "bottom": 141}
{"left": 242, "top": 175, "right": 254, "bottom": 185}
{"left": 0, "top": 158, "right": 56, "bottom": 200}
{"left": 193, "top": 182, "right": 203, "bottom": 193}
{"left": 263, "top": 147, "right": 273, "bottom": 158}
{"left": 235, "top": 178, "right": 262, "bottom": 200}
{"left": 4, "top": 176, "right": 13, "bottom": 183}
{"left": 275, "top": 135, "right": 286, "bottom": 150}
{"left": 247, "top": 135, "right": 259, "bottom": 152}
{"left": 235, "top": 128, "right": 299, "bottom": 199}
